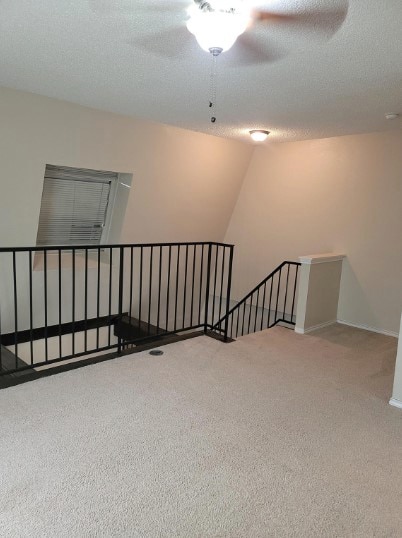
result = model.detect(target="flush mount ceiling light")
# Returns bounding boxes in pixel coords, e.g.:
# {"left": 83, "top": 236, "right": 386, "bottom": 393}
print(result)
{"left": 186, "top": 1, "right": 250, "bottom": 54}
{"left": 249, "top": 130, "right": 270, "bottom": 142}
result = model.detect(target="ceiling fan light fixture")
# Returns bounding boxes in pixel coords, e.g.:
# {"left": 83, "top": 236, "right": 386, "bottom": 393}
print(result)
{"left": 186, "top": 9, "right": 250, "bottom": 53}
{"left": 249, "top": 130, "right": 270, "bottom": 142}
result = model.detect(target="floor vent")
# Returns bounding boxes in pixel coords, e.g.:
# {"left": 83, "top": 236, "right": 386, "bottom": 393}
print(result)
{"left": 149, "top": 350, "right": 164, "bottom": 356}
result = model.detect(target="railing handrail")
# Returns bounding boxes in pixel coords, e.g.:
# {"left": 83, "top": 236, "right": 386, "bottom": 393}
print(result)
{"left": 213, "top": 260, "right": 301, "bottom": 329}
{"left": 0, "top": 241, "right": 234, "bottom": 253}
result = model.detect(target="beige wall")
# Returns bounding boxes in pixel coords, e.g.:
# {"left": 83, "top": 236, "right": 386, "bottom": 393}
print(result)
{"left": 1, "top": 86, "right": 401, "bottom": 337}
{"left": 0, "top": 86, "right": 253, "bottom": 247}
{"left": 224, "top": 131, "right": 402, "bottom": 335}
{"left": 0, "top": 86, "right": 253, "bottom": 338}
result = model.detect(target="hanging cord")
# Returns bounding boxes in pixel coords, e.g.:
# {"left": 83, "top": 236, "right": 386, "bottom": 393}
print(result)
{"left": 209, "top": 49, "right": 220, "bottom": 123}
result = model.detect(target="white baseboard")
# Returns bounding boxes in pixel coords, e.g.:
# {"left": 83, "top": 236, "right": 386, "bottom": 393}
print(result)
{"left": 389, "top": 398, "right": 402, "bottom": 409}
{"left": 295, "top": 320, "right": 337, "bottom": 334}
{"left": 337, "top": 319, "right": 398, "bottom": 338}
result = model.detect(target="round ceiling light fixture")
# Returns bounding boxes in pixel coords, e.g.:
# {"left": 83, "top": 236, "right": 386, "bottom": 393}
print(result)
{"left": 385, "top": 113, "right": 399, "bottom": 120}
{"left": 249, "top": 130, "right": 270, "bottom": 142}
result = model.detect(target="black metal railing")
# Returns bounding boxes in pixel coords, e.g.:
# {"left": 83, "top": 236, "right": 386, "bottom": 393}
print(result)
{"left": 212, "top": 261, "right": 300, "bottom": 340}
{"left": 0, "top": 242, "right": 234, "bottom": 376}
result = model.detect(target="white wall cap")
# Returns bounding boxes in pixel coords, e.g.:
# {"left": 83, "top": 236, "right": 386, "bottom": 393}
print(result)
{"left": 298, "top": 253, "right": 346, "bottom": 265}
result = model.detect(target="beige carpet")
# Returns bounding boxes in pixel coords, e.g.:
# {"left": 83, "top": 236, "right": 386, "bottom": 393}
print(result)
{"left": 0, "top": 324, "right": 401, "bottom": 537}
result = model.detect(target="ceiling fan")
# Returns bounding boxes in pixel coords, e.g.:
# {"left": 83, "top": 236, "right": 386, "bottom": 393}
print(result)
{"left": 103, "top": 0, "right": 350, "bottom": 66}
{"left": 90, "top": 1, "right": 349, "bottom": 64}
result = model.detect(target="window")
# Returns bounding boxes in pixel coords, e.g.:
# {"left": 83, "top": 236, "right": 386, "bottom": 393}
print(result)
{"left": 36, "top": 165, "right": 118, "bottom": 247}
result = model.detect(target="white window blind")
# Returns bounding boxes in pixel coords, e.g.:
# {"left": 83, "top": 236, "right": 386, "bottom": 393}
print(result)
{"left": 36, "top": 165, "right": 117, "bottom": 247}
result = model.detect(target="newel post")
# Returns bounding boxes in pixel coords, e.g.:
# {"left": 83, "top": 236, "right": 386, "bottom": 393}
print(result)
{"left": 295, "top": 253, "right": 346, "bottom": 334}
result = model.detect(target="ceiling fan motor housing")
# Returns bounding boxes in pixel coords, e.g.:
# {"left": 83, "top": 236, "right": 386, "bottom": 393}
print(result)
{"left": 194, "top": 0, "right": 236, "bottom": 14}
{"left": 195, "top": 1, "right": 211, "bottom": 10}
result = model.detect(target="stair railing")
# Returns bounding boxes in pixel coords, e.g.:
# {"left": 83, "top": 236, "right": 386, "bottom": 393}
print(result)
{"left": 212, "top": 261, "right": 301, "bottom": 340}
{"left": 0, "top": 242, "right": 234, "bottom": 378}
{"left": 0, "top": 242, "right": 300, "bottom": 382}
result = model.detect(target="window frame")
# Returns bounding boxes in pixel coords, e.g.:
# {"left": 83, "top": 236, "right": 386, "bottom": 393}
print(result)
{"left": 36, "top": 165, "right": 119, "bottom": 248}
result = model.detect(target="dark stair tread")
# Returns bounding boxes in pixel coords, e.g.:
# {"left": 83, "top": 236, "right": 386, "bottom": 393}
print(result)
{"left": 114, "top": 315, "right": 169, "bottom": 344}
{"left": 0, "top": 346, "right": 34, "bottom": 378}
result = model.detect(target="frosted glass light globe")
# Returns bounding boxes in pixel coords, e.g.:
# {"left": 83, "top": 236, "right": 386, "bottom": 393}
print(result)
{"left": 186, "top": 9, "right": 250, "bottom": 53}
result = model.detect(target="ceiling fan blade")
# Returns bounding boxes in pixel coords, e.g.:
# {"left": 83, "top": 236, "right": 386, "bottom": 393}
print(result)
{"left": 135, "top": 0, "right": 189, "bottom": 13}
{"left": 88, "top": 0, "right": 187, "bottom": 16}
{"left": 251, "top": 1, "right": 349, "bottom": 38}
{"left": 129, "top": 26, "right": 197, "bottom": 59}
{"left": 221, "top": 33, "right": 287, "bottom": 67}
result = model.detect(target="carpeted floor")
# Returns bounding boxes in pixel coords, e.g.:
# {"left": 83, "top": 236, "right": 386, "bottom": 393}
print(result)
{"left": 0, "top": 324, "right": 401, "bottom": 537}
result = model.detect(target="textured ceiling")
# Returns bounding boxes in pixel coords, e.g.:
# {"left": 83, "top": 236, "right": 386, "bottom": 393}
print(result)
{"left": 0, "top": 0, "right": 401, "bottom": 143}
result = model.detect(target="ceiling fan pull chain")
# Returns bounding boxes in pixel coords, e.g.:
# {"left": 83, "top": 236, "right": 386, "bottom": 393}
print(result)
{"left": 209, "top": 51, "right": 218, "bottom": 123}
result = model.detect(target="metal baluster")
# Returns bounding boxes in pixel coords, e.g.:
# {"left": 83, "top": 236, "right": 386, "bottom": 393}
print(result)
{"left": 71, "top": 248, "right": 75, "bottom": 356}
{"left": 267, "top": 278, "right": 273, "bottom": 328}
{"left": 223, "top": 246, "right": 234, "bottom": 342}
{"left": 241, "top": 301, "right": 246, "bottom": 336}
{"left": 96, "top": 247, "right": 101, "bottom": 349}
{"left": 190, "top": 245, "right": 196, "bottom": 327}
{"left": 198, "top": 245, "right": 204, "bottom": 326}
{"left": 118, "top": 247, "right": 124, "bottom": 354}
{"left": 139, "top": 246, "right": 143, "bottom": 329}
{"left": 58, "top": 249, "right": 62, "bottom": 358}
{"left": 182, "top": 245, "right": 189, "bottom": 329}
{"left": 148, "top": 246, "right": 153, "bottom": 334}
{"left": 290, "top": 264, "right": 299, "bottom": 324}
{"left": 283, "top": 263, "right": 290, "bottom": 322}
{"left": 12, "top": 252, "right": 18, "bottom": 367}
{"left": 218, "top": 246, "right": 226, "bottom": 322}
{"left": 0, "top": 280, "right": 2, "bottom": 371}
{"left": 157, "top": 246, "right": 162, "bottom": 334}
{"left": 174, "top": 245, "right": 180, "bottom": 332}
{"left": 204, "top": 244, "right": 212, "bottom": 332}
{"left": 84, "top": 248, "right": 88, "bottom": 352}
{"left": 235, "top": 305, "right": 240, "bottom": 338}
{"left": 247, "top": 292, "right": 254, "bottom": 335}
{"left": 211, "top": 245, "right": 219, "bottom": 326}
{"left": 44, "top": 250, "right": 49, "bottom": 362}
{"left": 129, "top": 247, "right": 134, "bottom": 320}
{"left": 29, "top": 250, "right": 34, "bottom": 365}
{"left": 108, "top": 248, "right": 113, "bottom": 346}
{"left": 254, "top": 287, "right": 260, "bottom": 333}
{"left": 166, "top": 246, "right": 172, "bottom": 331}
{"left": 275, "top": 268, "right": 282, "bottom": 324}
{"left": 260, "top": 282, "right": 267, "bottom": 332}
